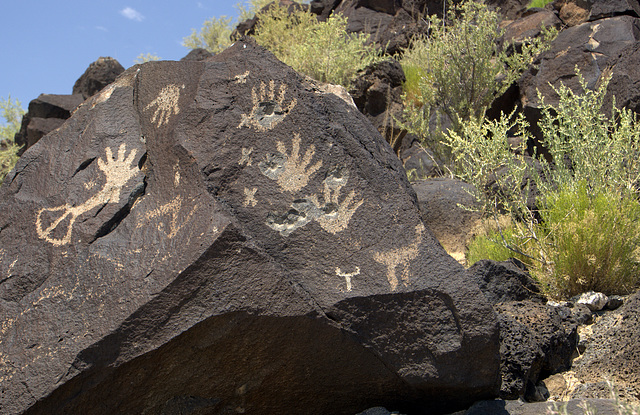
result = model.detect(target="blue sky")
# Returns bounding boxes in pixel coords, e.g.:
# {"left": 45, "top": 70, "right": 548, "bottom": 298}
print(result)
{"left": 1, "top": 1, "right": 242, "bottom": 111}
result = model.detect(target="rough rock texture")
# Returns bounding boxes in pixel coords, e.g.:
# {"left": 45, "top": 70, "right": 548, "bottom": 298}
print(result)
{"left": 589, "top": 0, "right": 640, "bottom": 20}
{"left": 451, "top": 398, "right": 620, "bottom": 415}
{"left": 0, "top": 40, "right": 500, "bottom": 415}
{"left": 496, "top": 301, "right": 579, "bottom": 399}
{"left": 72, "top": 56, "right": 125, "bottom": 100}
{"left": 468, "top": 259, "right": 546, "bottom": 305}
{"left": 601, "top": 41, "right": 640, "bottom": 114}
{"left": 412, "top": 178, "right": 482, "bottom": 264}
{"left": 181, "top": 47, "right": 213, "bottom": 61}
{"left": 14, "top": 94, "right": 84, "bottom": 150}
{"left": 569, "top": 291, "right": 640, "bottom": 403}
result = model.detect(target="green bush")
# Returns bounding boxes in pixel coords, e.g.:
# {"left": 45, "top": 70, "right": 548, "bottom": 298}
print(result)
{"left": 183, "top": 15, "right": 234, "bottom": 53}
{"left": 527, "top": 0, "right": 553, "bottom": 8}
{"left": 467, "top": 220, "right": 533, "bottom": 266}
{"left": 134, "top": 53, "right": 161, "bottom": 64}
{"left": 457, "top": 69, "right": 640, "bottom": 298}
{"left": 0, "top": 95, "right": 24, "bottom": 183}
{"left": 253, "top": 5, "right": 382, "bottom": 87}
{"left": 400, "top": 0, "right": 555, "bottom": 167}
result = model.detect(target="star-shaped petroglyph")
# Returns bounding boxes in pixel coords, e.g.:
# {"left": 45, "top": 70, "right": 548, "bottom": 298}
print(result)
{"left": 239, "top": 147, "right": 254, "bottom": 166}
{"left": 243, "top": 187, "right": 258, "bottom": 207}
{"left": 238, "top": 80, "right": 297, "bottom": 131}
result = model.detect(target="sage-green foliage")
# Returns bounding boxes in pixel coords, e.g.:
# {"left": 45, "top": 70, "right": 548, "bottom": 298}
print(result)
{"left": 459, "top": 70, "right": 640, "bottom": 298}
{"left": 182, "top": 15, "right": 233, "bottom": 53}
{"left": 527, "top": 0, "right": 553, "bottom": 8}
{"left": 236, "top": 0, "right": 279, "bottom": 21}
{"left": 467, "top": 223, "right": 533, "bottom": 266}
{"left": 0, "top": 95, "right": 25, "bottom": 183}
{"left": 134, "top": 53, "right": 161, "bottom": 64}
{"left": 400, "top": 0, "right": 555, "bottom": 166}
{"left": 253, "top": 6, "right": 381, "bottom": 86}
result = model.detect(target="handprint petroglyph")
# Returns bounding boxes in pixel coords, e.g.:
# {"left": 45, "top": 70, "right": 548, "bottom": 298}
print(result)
{"left": 309, "top": 168, "right": 363, "bottom": 234}
{"left": 373, "top": 223, "right": 425, "bottom": 291}
{"left": 238, "top": 80, "right": 297, "bottom": 131}
{"left": 36, "top": 144, "right": 139, "bottom": 246}
{"left": 145, "top": 84, "right": 184, "bottom": 127}
{"left": 259, "top": 134, "right": 322, "bottom": 193}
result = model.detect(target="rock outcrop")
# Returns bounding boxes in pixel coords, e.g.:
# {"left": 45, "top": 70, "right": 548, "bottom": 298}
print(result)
{"left": 72, "top": 56, "right": 125, "bottom": 100}
{"left": 0, "top": 40, "right": 500, "bottom": 415}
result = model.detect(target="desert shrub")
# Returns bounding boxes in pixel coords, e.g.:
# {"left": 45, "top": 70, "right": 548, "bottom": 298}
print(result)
{"left": 134, "top": 53, "right": 161, "bottom": 64}
{"left": 183, "top": 15, "right": 234, "bottom": 53}
{"left": 457, "top": 69, "right": 640, "bottom": 298}
{"left": 253, "top": 5, "right": 382, "bottom": 87}
{"left": 527, "top": 0, "right": 553, "bottom": 8}
{"left": 400, "top": 0, "right": 555, "bottom": 167}
{"left": 467, "top": 220, "right": 534, "bottom": 266}
{"left": 0, "top": 95, "right": 25, "bottom": 183}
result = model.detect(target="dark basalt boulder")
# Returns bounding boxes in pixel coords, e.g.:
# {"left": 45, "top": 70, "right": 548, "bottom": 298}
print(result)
{"left": 469, "top": 259, "right": 546, "bottom": 305}
{"left": 181, "top": 47, "right": 213, "bottom": 61}
{"left": 0, "top": 40, "right": 500, "bottom": 415}
{"left": 13, "top": 93, "right": 84, "bottom": 150}
{"left": 72, "top": 56, "right": 125, "bottom": 100}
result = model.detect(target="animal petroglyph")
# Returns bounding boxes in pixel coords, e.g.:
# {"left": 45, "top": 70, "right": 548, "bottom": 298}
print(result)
{"left": 308, "top": 168, "right": 363, "bottom": 234}
{"left": 145, "top": 84, "right": 184, "bottom": 127}
{"left": 239, "top": 147, "right": 254, "bottom": 166}
{"left": 336, "top": 266, "right": 360, "bottom": 292}
{"left": 137, "top": 195, "right": 199, "bottom": 239}
{"left": 36, "top": 144, "right": 139, "bottom": 246}
{"left": 265, "top": 168, "right": 362, "bottom": 236}
{"left": 234, "top": 70, "right": 250, "bottom": 84}
{"left": 259, "top": 134, "right": 322, "bottom": 193}
{"left": 243, "top": 187, "right": 258, "bottom": 207}
{"left": 238, "top": 80, "right": 297, "bottom": 131}
{"left": 373, "top": 223, "right": 425, "bottom": 291}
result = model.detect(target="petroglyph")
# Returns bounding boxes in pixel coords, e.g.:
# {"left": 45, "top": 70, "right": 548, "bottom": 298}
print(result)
{"left": 145, "top": 84, "right": 184, "bottom": 127}
{"left": 259, "top": 134, "right": 322, "bottom": 193}
{"left": 239, "top": 147, "right": 254, "bottom": 166}
{"left": 243, "top": 187, "right": 258, "bottom": 207}
{"left": 373, "top": 223, "right": 425, "bottom": 291}
{"left": 308, "top": 168, "right": 363, "bottom": 234}
{"left": 336, "top": 266, "right": 360, "bottom": 292}
{"left": 36, "top": 144, "right": 139, "bottom": 246}
{"left": 238, "top": 80, "right": 297, "bottom": 131}
{"left": 137, "top": 195, "right": 199, "bottom": 239}
{"left": 234, "top": 70, "right": 250, "bottom": 84}
{"left": 265, "top": 168, "right": 362, "bottom": 236}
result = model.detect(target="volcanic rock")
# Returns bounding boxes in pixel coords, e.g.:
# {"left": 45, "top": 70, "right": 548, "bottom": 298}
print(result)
{"left": 72, "top": 56, "right": 125, "bottom": 100}
{"left": 0, "top": 40, "right": 499, "bottom": 415}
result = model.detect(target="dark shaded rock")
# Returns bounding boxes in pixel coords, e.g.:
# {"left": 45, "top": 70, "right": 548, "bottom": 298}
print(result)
{"left": 457, "top": 398, "right": 620, "bottom": 415}
{"left": 413, "top": 178, "right": 482, "bottom": 264}
{"left": 589, "top": 0, "right": 640, "bottom": 20}
{"left": 485, "top": 0, "right": 531, "bottom": 20}
{"left": 601, "top": 41, "right": 640, "bottom": 115}
{"left": 501, "top": 10, "right": 563, "bottom": 52}
{"left": 232, "top": 0, "right": 310, "bottom": 38}
{"left": 0, "top": 40, "right": 500, "bottom": 415}
{"left": 401, "top": 140, "right": 440, "bottom": 180}
{"left": 605, "top": 295, "right": 624, "bottom": 310}
{"left": 72, "top": 56, "right": 125, "bottom": 100}
{"left": 349, "top": 59, "right": 406, "bottom": 150}
{"left": 496, "top": 301, "right": 578, "bottom": 399}
{"left": 571, "top": 291, "right": 640, "bottom": 402}
{"left": 468, "top": 259, "right": 545, "bottom": 305}
{"left": 13, "top": 93, "right": 84, "bottom": 150}
{"left": 181, "top": 47, "right": 213, "bottom": 61}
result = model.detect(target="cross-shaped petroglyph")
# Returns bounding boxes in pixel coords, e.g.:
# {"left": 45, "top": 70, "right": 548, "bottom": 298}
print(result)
{"left": 145, "top": 84, "right": 184, "bottom": 127}
{"left": 239, "top": 147, "right": 254, "bottom": 166}
{"left": 336, "top": 266, "right": 360, "bottom": 292}
{"left": 243, "top": 187, "right": 258, "bottom": 207}
{"left": 259, "top": 134, "right": 322, "bottom": 193}
{"left": 36, "top": 144, "right": 139, "bottom": 246}
{"left": 373, "top": 223, "right": 425, "bottom": 291}
{"left": 309, "top": 168, "right": 364, "bottom": 234}
{"left": 238, "top": 80, "right": 297, "bottom": 131}
{"left": 234, "top": 70, "right": 250, "bottom": 84}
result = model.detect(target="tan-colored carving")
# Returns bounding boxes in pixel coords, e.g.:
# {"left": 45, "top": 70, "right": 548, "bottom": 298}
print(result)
{"left": 239, "top": 147, "right": 254, "bottom": 166}
{"left": 238, "top": 80, "right": 297, "bottom": 131}
{"left": 373, "top": 223, "right": 425, "bottom": 291}
{"left": 91, "top": 68, "right": 140, "bottom": 108}
{"left": 145, "top": 84, "right": 184, "bottom": 127}
{"left": 309, "top": 170, "right": 363, "bottom": 234}
{"left": 137, "top": 195, "right": 198, "bottom": 239}
{"left": 336, "top": 266, "right": 360, "bottom": 292}
{"left": 234, "top": 70, "right": 250, "bottom": 84}
{"left": 36, "top": 144, "right": 139, "bottom": 246}
{"left": 243, "top": 187, "right": 258, "bottom": 207}
{"left": 260, "top": 134, "right": 322, "bottom": 193}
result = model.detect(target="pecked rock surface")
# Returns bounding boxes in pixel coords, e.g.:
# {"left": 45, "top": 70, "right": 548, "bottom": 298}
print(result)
{"left": 0, "top": 40, "right": 499, "bottom": 415}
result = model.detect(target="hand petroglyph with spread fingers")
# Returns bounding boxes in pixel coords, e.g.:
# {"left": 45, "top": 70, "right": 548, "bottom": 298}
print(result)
{"left": 309, "top": 168, "right": 364, "bottom": 234}
{"left": 145, "top": 84, "right": 184, "bottom": 127}
{"left": 238, "top": 80, "right": 297, "bottom": 131}
{"left": 259, "top": 133, "right": 322, "bottom": 193}
{"left": 36, "top": 143, "right": 139, "bottom": 246}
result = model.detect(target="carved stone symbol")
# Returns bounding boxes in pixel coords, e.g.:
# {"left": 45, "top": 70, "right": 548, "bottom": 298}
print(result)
{"left": 243, "top": 187, "right": 258, "bottom": 207}
{"left": 36, "top": 144, "right": 139, "bottom": 246}
{"left": 238, "top": 80, "right": 297, "bottom": 131}
{"left": 336, "top": 266, "right": 360, "bottom": 292}
{"left": 309, "top": 168, "right": 363, "bottom": 235}
{"left": 239, "top": 147, "right": 254, "bottom": 166}
{"left": 259, "top": 134, "right": 322, "bottom": 193}
{"left": 234, "top": 70, "right": 250, "bottom": 84}
{"left": 373, "top": 223, "right": 425, "bottom": 291}
{"left": 145, "top": 84, "right": 184, "bottom": 127}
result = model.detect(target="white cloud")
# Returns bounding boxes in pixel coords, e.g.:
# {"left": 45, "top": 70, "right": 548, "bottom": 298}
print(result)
{"left": 120, "top": 7, "right": 144, "bottom": 22}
